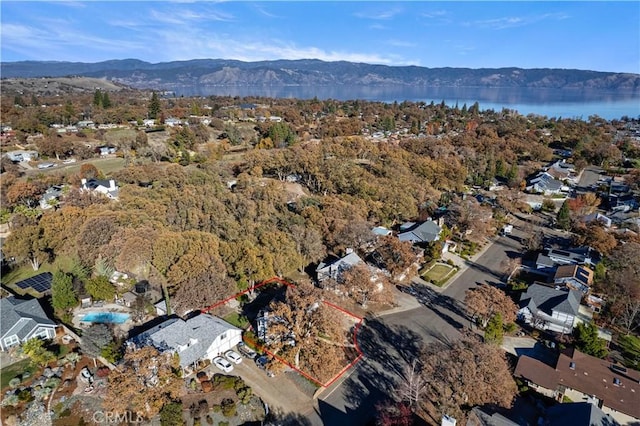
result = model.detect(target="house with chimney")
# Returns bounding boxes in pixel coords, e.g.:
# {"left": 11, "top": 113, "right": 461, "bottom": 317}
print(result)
{"left": 80, "top": 178, "right": 119, "bottom": 200}
{"left": 515, "top": 348, "right": 640, "bottom": 425}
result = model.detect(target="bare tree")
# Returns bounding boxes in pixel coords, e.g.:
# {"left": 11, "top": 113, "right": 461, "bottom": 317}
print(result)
{"left": 396, "top": 359, "right": 427, "bottom": 408}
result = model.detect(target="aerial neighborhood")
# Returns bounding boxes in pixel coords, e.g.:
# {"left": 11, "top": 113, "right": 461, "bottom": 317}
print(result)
{"left": 0, "top": 78, "right": 639, "bottom": 426}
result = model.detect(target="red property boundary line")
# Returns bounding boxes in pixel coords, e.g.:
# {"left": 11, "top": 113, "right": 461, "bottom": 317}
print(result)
{"left": 201, "top": 277, "right": 364, "bottom": 388}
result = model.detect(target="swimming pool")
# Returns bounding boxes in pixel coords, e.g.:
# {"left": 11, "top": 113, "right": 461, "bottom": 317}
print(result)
{"left": 81, "top": 312, "right": 130, "bottom": 324}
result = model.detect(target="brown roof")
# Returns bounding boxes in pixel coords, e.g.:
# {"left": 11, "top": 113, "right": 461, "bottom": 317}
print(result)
{"left": 514, "top": 355, "right": 559, "bottom": 390}
{"left": 515, "top": 350, "right": 640, "bottom": 420}
{"left": 554, "top": 265, "right": 594, "bottom": 286}
{"left": 556, "top": 350, "right": 640, "bottom": 419}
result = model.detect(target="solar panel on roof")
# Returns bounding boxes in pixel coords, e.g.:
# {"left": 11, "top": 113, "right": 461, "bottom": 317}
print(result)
{"left": 15, "top": 272, "right": 53, "bottom": 293}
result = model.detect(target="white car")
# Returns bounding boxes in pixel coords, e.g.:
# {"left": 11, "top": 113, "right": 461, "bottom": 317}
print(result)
{"left": 225, "top": 350, "right": 243, "bottom": 364}
{"left": 213, "top": 356, "right": 233, "bottom": 373}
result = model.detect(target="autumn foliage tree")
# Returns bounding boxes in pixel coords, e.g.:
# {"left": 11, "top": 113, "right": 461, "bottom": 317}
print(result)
{"left": 104, "top": 346, "right": 182, "bottom": 419}
{"left": 419, "top": 337, "right": 517, "bottom": 421}
{"left": 340, "top": 263, "right": 394, "bottom": 308}
{"left": 464, "top": 284, "right": 517, "bottom": 328}
{"left": 266, "top": 282, "right": 345, "bottom": 383}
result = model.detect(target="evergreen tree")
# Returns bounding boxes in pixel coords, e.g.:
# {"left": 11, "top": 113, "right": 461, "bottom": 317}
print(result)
{"left": 148, "top": 92, "right": 161, "bottom": 119}
{"left": 93, "top": 90, "right": 103, "bottom": 107}
{"left": 51, "top": 271, "right": 77, "bottom": 312}
{"left": 574, "top": 322, "right": 608, "bottom": 358}
{"left": 101, "top": 91, "right": 112, "bottom": 109}
{"left": 484, "top": 313, "right": 504, "bottom": 344}
{"left": 557, "top": 201, "right": 571, "bottom": 231}
{"left": 80, "top": 323, "right": 113, "bottom": 359}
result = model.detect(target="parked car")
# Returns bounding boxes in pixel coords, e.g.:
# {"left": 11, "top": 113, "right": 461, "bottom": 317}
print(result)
{"left": 225, "top": 350, "right": 243, "bottom": 364}
{"left": 37, "top": 162, "right": 55, "bottom": 169}
{"left": 213, "top": 356, "right": 233, "bottom": 373}
{"left": 255, "top": 355, "right": 275, "bottom": 377}
{"left": 237, "top": 342, "right": 257, "bottom": 359}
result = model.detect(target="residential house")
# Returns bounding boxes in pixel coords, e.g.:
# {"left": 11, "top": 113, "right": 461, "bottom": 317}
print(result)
{"left": 554, "top": 265, "right": 594, "bottom": 294}
{"left": 465, "top": 407, "right": 519, "bottom": 426}
{"left": 517, "top": 284, "right": 581, "bottom": 334}
{"left": 97, "top": 145, "right": 117, "bottom": 156}
{"left": 0, "top": 297, "right": 58, "bottom": 351}
{"left": 316, "top": 250, "right": 364, "bottom": 284}
{"left": 398, "top": 220, "right": 442, "bottom": 244}
{"left": 129, "top": 314, "right": 242, "bottom": 372}
{"left": 583, "top": 213, "right": 612, "bottom": 228}
{"left": 39, "top": 185, "right": 64, "bottom": 209}
{"left": 164, "top": 117, "right": 182, "bottom": 127}
{"left": 546, "top": 160, "right": 578, "bottom": 183}
{"left": 536, "top": 248, "right": 595, "bottom": 269}
{"left": 514, "top": 349, "right": 640, "bottom": 425}
{"left": 526, "top": 172, "right": 569, "bottom": 195}
{"left": 80, "top": 178, "right": 119, "bottom": 200}
{"left": 76, "top": 120, "right": 95, "bottom": 128}
{"left": 4, "top": 150, "right": 38, "bottom": 162}
{"left": 544, "top": 402, "right": 620, "bottom": 426}
{"left": 608, "top": 194, "right": 638, "bottom": 213}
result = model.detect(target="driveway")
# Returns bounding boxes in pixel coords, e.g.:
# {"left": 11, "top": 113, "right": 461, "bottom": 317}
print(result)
{"left": 216, "top": 357, "right": 316, "bottom": 418}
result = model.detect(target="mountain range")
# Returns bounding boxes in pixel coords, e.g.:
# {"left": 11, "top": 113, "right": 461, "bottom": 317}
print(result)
{"left": 2, "top": 59, "right": 639, "bottom": 93}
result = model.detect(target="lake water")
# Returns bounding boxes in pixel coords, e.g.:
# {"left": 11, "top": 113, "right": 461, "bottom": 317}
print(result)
{"left": 177, "top": 85, "right": 640, "bottom": 120}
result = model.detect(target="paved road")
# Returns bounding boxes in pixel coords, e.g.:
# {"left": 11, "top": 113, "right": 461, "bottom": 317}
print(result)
{"left": 308, "top": 227, "right": 529, "bottom": 426}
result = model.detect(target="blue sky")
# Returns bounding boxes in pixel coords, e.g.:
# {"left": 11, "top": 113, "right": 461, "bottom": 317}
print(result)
{"left": 1, "top": 1, "right": 639, "bottom": 73}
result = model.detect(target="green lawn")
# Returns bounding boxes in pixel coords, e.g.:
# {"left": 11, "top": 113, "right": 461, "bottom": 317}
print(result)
{"left": 422, "top": 263, "right": 455, "bottom": 281}
{"left": 0, "top": 358, "right": 36, "bottom": 389}
{"left": 1, "top": 255, "right": 76, "bottom": 291}
{"left": 224, "top": 312, "right": 249, "bottom": 329}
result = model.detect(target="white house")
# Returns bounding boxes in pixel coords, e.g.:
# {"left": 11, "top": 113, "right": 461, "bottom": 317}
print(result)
{"left": 518, "top": 284, "right": 581, "bottom": 334}
{"left": 0, "top": 297, "right": 58, "bottom": 351}
{"left": 4, "top": 150, "right": 38, "bottom": 162}
{"left": 128, "top": 314, "right": 242, "bottom": 371}
{"left": 80, "top": 178, "right": 119, "bottom": 200}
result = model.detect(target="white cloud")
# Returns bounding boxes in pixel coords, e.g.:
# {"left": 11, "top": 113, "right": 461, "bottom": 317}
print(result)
{"left": 464, "top": 12, "right": 569, "bottom": 30}
{"left": 354, "top": 7, "right": 403, "bottom": 20}
{"left": 385, "top": 39, "right": 417, "bottom": 48}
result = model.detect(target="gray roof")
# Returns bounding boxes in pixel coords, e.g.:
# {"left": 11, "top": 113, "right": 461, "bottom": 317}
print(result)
{"left": 467, "top": 407, "right": 519, "bottom": 426}
{"left": 529, "top": 172, "right": 563, "bottom": 192}
{"left": 545, "top": 402, "right": 620, "bottom": 426}
{"left": 398, "top": 220, "right": 442, "bottom": 243}
{"left": 520, "top": 284, "right": 580, "bottom": 317}
{"left": 316, "top": 251, "right": 364, "bottom": 281}
{"left": 0, "top": 297, "right": 56, "bottom": 340}
{"left": 131, "top": 314, "right": 240, "bottom": 368}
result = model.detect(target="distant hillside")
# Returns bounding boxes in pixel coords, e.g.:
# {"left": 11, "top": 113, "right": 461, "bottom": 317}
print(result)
{"left": 1, "top": 76, "right": 127, "bottom": 96}
{"left": 2, "top": 59, "right": 639, "bottom": 93}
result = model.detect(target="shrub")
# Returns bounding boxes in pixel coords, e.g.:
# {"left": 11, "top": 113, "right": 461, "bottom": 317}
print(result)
{"left": 206, "top": 415, "right": 214, "bottom": 425}
{"left": 45, "top": 377, "right": 61, "bottom": 388}
{"left": 446, "top": 259, "right": 455, "bottom": 266}
{"left": 236, "top": 386, "right": 253, "bottom": 404}
{"left": 159, "top": 401, "right": 183, "bottom": 426}
{"left": 8, "top": 378, "right": 21, "bottom": 389}
{"left": 18, "top": 389, "right": 34, "bottom": 402}
{"left": 201, "top": 380, "right": 213, "bottom": 393}
{"left": 221, "top": 398, "right": 236, "bottom": 417}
